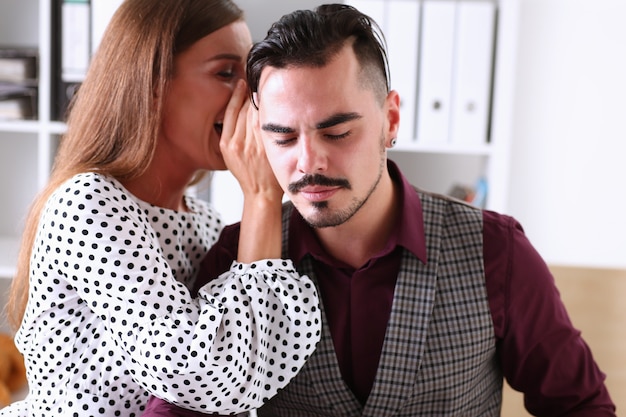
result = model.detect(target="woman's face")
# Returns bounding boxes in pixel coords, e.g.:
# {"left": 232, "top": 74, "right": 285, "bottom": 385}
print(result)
{"left": 158, "top": 20, "right": 252, "bottom": 173}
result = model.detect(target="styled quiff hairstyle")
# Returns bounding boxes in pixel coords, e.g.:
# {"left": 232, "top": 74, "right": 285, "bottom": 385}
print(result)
{"left": 247, "top": 3, "right": 390, "bottom": 107}
{"left": 7, "top": 0, "right": 243, "bottom": 328}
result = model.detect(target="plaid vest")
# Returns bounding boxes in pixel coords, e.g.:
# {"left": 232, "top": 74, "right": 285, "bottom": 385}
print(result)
{"left": 258, "top": 191, "right": 502, "bottom": 417}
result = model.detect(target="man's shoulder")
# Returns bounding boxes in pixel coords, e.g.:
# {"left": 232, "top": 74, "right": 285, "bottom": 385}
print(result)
{"left": 414, "top": 186, "right": 520, "bottom": 233}
{"left": 414, "top": 187, "right": 481, "bottom": 215}
{"left": 413, "top": 186, "right": 478, "bottom": 210}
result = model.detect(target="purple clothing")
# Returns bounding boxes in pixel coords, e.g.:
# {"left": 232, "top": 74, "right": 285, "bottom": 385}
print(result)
{"left": 142, "top": 162, "right": 615, "bottom": 416}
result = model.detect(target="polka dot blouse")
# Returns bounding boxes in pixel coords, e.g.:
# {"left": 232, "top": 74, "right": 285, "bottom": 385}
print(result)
{"left": 3, "top": 173, "right": 321, "bottom": 417}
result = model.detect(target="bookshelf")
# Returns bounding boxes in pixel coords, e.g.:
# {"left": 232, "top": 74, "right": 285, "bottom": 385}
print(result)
{"left": 0, "top": 0, "right": 521, "bottom": 278}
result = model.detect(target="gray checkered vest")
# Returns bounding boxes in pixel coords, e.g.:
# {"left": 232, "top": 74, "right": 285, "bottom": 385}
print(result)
{"left": 258, "top": 191, "right": 502, "bottom": 416}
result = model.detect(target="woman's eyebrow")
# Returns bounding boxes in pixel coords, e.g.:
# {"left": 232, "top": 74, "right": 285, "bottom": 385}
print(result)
{"left": 206, "top": 53, "right": 243, "bottom": 63}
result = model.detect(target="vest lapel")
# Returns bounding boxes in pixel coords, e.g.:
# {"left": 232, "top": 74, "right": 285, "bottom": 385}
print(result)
{"left": 361, "top": 248, "right": 439, "bottom": 417}
{"left": 362, "top": 194, "right": 443, "bottom": 417}
{"left": 298, "top": 256, "right": 364, "bottom": 415}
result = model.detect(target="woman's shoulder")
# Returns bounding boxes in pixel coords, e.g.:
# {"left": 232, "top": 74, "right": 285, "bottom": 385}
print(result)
{"left": 49, "top": 172, "right": 140, "bottom": 215}
{"left": 56, "top": 172, "right": 126, "bottom": 196}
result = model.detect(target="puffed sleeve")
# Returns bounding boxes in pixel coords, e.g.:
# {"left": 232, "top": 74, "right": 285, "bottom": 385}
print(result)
{"left": 42, "top": 176, "right": 321, "bottom": 414}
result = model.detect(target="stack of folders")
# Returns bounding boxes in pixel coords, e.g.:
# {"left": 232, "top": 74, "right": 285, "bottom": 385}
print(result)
{"left": 344, "top": 0, "right": 496, "bottom": 147}
{"left": 0, "top": 46, "right": 38, "bottom": 121}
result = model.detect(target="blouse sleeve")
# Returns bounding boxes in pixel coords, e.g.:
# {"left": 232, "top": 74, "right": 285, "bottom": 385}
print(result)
{"left": 40, "top": 177, "right": 321, "bottom": 414}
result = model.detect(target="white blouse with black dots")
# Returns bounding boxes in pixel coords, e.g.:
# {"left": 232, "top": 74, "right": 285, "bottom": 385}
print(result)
{"left": 3, "top": 172, "right": 321, "bottom": 417}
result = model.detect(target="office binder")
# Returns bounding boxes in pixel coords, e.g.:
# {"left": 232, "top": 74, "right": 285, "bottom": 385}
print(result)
{"left": 61, "top": 0, "right": 90, "bottom": 83}
{"left": 416, "top": 0, "right": 456, "bottom": 145}
{"left": 449, "top": 1, "right": 496, "bottom": 146}
{"left": 386, "top": 0, "right": 420, "bottom": 147}
{"left": 91, "top": 0, "right": 125, "bottom": 54}
{"left": 51, "top": 0, "right": 91, "bottom": 121}
{"left": 343, "top": 0, "right": 420, "bottom": 147}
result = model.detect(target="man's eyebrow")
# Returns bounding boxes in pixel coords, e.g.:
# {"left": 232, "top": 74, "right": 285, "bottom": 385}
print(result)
{"left": 261, "top": 112, "right": 362, "bottom": 134}
{"left": 316, "top": 112, "right": 362, "bottom": 129}
{"left": 261, "top": 123, "right": 295, "bottom": 134}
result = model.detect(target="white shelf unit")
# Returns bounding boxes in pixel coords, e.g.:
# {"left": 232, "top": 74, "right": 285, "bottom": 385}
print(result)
{"left": 0, "top": 0, "right": 520, "bottom": 277}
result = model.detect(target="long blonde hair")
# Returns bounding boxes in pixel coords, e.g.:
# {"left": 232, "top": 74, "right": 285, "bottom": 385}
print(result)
{"left": 6, "top": 0, "right": 243, "bottom": 329}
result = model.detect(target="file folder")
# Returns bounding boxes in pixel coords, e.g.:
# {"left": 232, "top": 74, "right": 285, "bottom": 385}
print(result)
{"left": 51, "top": 0, "right": 91, "bottom": 121}
{"left": 91, "top": 0, "right": 125, "bottom": 54}
{"left": 449, "top": 1, "right": 496, "bottom": 146}
{"left": 386, "top": 0, "right": 420, "bottom": 147}
{"left": 416, "top": 0, "right": 456, "bottom": 145}
{"left": 61, "top": 0, "right": 90, "bottom": 84}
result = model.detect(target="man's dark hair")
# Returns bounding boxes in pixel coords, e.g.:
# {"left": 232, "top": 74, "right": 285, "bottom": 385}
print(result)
{"left": 247, "top": 3, "right": 390, "bottom": 108}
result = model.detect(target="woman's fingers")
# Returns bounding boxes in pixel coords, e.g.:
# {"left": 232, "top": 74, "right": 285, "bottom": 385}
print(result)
{"left": 220, "top": 79, "right": 248, "bottom": 156}
{"left": 220, "top": 81, "right": 281, "bottom": 200}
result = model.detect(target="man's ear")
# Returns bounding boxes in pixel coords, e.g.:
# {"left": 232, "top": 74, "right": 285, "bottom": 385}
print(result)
{"left": 385, "top": 89, "right": 401, "bottom": 144}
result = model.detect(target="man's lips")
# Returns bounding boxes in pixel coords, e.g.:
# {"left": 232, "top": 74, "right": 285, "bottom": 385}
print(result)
{"left": 298, "top": 186, "right": 341, "bottom": 202}
{"left": 288, "top": 174, "right": 351, "bottom": 202}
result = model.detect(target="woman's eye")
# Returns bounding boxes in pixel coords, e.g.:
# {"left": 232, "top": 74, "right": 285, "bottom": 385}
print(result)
{"left": 215, "top": 64, "right": 238, "bottom": 79}
{"left": 218, "top": 69, "right": 235, "bottom": 79}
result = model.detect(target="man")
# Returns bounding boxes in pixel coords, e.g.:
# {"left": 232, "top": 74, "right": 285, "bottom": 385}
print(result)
{"left": 143, "top": 4, "right": 615, "bottom": 416}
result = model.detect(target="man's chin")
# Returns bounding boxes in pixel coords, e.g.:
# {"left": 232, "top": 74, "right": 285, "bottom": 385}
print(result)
{"left": 300, "top": 205, "right": 354, "bottom": 229}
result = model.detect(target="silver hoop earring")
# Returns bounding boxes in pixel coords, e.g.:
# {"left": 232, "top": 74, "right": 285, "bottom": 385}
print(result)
{"left": 390, "top": 138, "right": 397, "bottom": 148}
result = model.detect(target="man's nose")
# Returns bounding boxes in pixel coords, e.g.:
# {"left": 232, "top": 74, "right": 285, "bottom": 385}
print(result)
{"left": 296, "top": 136, "right": 327, "bottom": 174}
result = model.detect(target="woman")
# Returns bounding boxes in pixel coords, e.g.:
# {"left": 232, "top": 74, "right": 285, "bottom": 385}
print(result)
{"left": 2, "top": 1, "right": 320, "bottom": 416}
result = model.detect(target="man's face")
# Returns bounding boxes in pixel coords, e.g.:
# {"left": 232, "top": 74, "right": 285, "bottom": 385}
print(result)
{"left": 256, "top": 44, "right": 399, "bottom": 228}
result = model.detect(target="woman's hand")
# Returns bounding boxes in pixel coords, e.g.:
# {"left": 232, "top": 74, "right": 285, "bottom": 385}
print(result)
{"left": 220, "top": 79, "right": 283, "bottom": 203}
{"left": 219, "top": 79, "right": 283, "bottom": 262}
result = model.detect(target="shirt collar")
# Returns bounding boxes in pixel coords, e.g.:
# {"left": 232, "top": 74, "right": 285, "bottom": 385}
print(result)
{"left": 288, "top": 159, "right": 427, "bottom": 265}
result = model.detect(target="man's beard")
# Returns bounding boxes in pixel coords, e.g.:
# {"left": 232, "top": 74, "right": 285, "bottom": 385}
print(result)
{"left": 289, "top": 157, "right": 385, "bottom": 229}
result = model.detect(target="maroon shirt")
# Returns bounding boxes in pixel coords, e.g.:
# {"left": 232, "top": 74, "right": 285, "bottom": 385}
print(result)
{"left": 142, "top": 161, "right": 615, "bottom": 416}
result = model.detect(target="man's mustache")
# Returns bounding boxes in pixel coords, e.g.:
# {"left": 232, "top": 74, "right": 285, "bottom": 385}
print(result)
{"left": 288, "top": 174, "right": 351, "bottom": 193}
